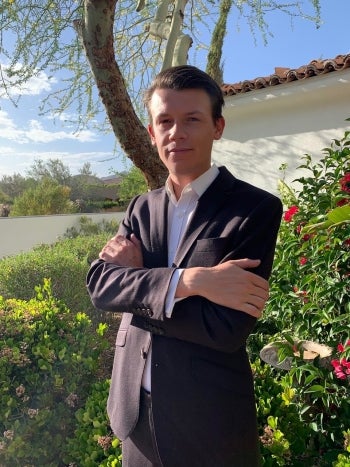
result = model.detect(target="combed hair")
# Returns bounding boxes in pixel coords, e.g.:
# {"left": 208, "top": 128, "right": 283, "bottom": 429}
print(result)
{"left": 143, "top": 65, "right": 225, "bottom": 122}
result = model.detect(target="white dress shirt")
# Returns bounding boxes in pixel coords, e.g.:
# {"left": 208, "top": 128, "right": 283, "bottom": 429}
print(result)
{"left": 141, "top": 164, "right": 220, "bottom": 391}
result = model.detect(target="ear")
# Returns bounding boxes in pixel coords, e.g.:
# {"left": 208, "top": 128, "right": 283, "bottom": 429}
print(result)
{"left": 214, "top": 117, "right": 225, "bottom": 140}
{"left": 147, "top": 124, "right": 156, "bottom": 145}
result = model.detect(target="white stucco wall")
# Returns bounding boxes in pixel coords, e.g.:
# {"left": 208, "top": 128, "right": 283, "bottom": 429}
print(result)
{"left": 213, "top": 69, "right": 350, "bottom": 195}
{"left": 0, "top": 212, "right": 125, "bottom": 259}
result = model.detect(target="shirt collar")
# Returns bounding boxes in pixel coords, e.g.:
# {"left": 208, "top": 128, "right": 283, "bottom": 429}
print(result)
{"left": 165, "top": 164, "right": 220, "bottom": 202}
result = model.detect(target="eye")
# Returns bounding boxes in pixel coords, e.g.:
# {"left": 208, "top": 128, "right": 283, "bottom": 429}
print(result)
{"left": 159, "top": 118, "right": 172, "bottom": 125}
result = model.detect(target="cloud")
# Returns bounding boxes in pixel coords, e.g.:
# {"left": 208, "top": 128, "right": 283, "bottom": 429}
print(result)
{"left": 26, "top": 120, "right": 97, "bottom": 143}
{"left": 0, "top": 63, "right": 57, "bottom": 98}
{"left": 0, "top": 110, "right": 97, "bottom": 144}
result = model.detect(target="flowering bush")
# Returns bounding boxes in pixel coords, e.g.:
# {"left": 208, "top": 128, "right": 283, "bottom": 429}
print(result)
{"left": 250, "top": 126, "right": 350, "bottom": 465}
{"left": 331, "top": 340, "right": 350, "bottom": 381}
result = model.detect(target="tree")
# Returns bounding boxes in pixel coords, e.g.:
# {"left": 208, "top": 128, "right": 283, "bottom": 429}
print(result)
{"left": 11, "top": 178, "right": 75, "bottom": 216}
{"left": 118, "top": 166, "right": 148, "bottom": 206}
{"left": 27, "top": 158, "right": 72, "bottom": 185}
{"left": 0, "top": 173, "right": 35, "bottom": 200}
{"left": 1, "top": 0, "right": 321, "bottom": 189}
{"left": 79, "top": 162, "right": 95, "bottom": 176}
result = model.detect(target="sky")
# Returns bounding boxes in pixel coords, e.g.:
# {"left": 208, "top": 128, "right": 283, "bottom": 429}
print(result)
{"left": 0, "top": 0, "right": 349, "bottom": 180}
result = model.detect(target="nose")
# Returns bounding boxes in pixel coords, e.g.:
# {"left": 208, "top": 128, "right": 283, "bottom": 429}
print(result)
{"left": 169, "top": 122, "right": 186, "bottom": 140}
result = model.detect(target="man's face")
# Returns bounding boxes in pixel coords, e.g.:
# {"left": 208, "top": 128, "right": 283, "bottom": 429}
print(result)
{"left": 147, "top": 88, "right": 225, "bottom": 185}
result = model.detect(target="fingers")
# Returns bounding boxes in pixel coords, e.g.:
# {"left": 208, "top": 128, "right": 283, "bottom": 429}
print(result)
{"left": 231, "top": 259, "right": 269, "bottom": 292}
{"left": 194, "top": 260, "right": 270, "bottom": 318}
{"left": 98, "top": 234, "right": 143, "bottom": 267}
{"left": 229, "top": 258, "right": 261, "bottom": 269}
{"left": 130, "top": 233, "right": 142, "bottom": 250}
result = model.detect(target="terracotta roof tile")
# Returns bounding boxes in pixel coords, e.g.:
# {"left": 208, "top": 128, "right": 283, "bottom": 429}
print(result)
{"left": 221, "top": 53, "right": 350, "bottom": 96}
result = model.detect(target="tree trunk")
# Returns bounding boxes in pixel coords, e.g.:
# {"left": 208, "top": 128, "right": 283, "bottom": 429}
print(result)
{"left": 206, "top": 0, "right": 233, "bottom": 84}
{"left": 76, "top": 0, "right": 168, "bottom": 189}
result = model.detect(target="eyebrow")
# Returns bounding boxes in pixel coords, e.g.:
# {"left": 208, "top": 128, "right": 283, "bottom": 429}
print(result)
{"left": 156, "top": 110, "right": 204, "bottom": 119}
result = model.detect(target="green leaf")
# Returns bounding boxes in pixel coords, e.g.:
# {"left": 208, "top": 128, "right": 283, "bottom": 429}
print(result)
{"left": 304, "top": 385, "right": 324, "bottom": 394}
{"left": 303, "top": 205, "right": 350, "bottom": 232}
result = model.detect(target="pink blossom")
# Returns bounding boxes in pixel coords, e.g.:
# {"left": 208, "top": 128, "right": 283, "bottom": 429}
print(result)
{"left": 331, "top": 359, "right": 347, "bottom": 380}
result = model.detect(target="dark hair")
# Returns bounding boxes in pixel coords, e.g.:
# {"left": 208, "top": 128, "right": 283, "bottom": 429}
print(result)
{"left": 143, "top": 65, "right": 225, "bottom": 122}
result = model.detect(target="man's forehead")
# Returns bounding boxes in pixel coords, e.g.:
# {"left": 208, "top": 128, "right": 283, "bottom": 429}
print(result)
{"left": 149, "top": 88, "right": 211, "bottom": 115}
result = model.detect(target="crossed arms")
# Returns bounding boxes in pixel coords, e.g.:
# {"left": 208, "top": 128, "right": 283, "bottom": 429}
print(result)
{"left": 99, "top": 233, "right": 269, "bottom": 319}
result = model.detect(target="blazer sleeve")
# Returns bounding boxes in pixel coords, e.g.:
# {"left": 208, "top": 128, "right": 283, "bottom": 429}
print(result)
{"left": 87, "top": 195, "right": 175, "bottom": 319}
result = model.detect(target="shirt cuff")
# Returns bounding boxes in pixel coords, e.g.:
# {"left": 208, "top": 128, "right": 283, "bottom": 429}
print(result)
{"left": 165, "top": 268, "right": 185, "bottom": 318}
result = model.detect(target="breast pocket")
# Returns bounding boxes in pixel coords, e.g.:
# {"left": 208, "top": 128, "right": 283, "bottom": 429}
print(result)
{"left": 189, "top": 237, "right": 230, "bottom": 267}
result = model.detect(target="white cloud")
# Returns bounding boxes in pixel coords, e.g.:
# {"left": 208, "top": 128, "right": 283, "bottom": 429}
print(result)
{"left": 26, "top": 120, "right": 97, "bottom": 143}
{"left": 0, "top": 110, "right": 97, "bottom": 144}
{"left": 0, "top": 63, "right": 57, "bottom": 98}
{"left": 0, "top": 110, "right": 17, "bottom": 131}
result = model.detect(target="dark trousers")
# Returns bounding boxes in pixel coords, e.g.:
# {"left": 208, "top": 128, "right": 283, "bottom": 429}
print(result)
{"left": 122, "top": 389, "right": 163, "bottom": 466}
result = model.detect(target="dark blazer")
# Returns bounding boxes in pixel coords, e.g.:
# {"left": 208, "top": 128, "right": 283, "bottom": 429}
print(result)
{"left": 87, "top": 166, "right": 282, "bottom": 467}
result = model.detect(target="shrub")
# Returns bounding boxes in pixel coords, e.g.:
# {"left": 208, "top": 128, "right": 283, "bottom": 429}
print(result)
{"left": 0, "top": 280, "right": 107, "bottom": 466}
{"left": 62, "top": 215, "right": 119, "bottom": 239}
{"left": 65, "top": 379, "right": 122, "bottom": 467}
{"left": 253, "top": 360, "right": 310, "bottom": 466}
{"left": 0, "top": 233, "right": 112, "bottom": 316}
{"left": 10, "top": 178, "right": 76, "bottom": 216}
{"left": 261, "top": 130, "right": 350, "bottom": 347}
{"left": 251, "top": 126, "right": 350, "bottom": 465}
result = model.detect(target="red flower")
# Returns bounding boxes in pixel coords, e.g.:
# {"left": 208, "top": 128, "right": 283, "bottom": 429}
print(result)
{"left": 331, "top": 358, "right": 350, "bottom": 379}
{"left": 302, "top": 234, "right": 312, "bottom": 242}
{"left": 331, "top": 359, "right": 347, "bottom": 380}
{"left": 284, "top": 205, "right": 299, "bottom": 222}
{"left": 337, "top": 340, "right": 350, "bottom": 352}
{"left": 299, "top": 256, "right": 308, "bottom": 266}
{"left": 337, "top": 198, "right": 349, "bottom": 207}
{"left": 331, "top": 341, "right": 350, "bottom": 381}
{"left": 340, "top": 173, "right": 350, "bottom": 193}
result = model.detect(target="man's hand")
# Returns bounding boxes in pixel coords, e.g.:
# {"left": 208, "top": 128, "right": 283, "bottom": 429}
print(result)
{"left": 176, "top": 259, "right": 269, "bottom": 318}
{"left": 99, "top": 234, "right": 143, "bottom": 267}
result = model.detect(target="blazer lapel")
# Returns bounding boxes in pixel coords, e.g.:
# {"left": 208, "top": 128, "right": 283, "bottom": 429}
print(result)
{"left": 173, "top": 167, "right": 236, "bottom": 267}
{"left": 150, "top": 189, "right": 169, "bottom": 266}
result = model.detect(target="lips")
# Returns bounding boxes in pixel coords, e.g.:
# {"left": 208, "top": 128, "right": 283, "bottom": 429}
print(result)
{"left": 168, "top": 147, "right": 191, "bottom": 153}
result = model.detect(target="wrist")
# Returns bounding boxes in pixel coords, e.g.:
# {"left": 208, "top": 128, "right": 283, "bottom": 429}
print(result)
{"left": 175, "top": 267, "right": 207, "bottom": 298}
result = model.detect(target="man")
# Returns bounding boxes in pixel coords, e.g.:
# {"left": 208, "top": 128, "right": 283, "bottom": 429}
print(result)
{"left": 87, "top": 65, "right": 282, "bottom": 466}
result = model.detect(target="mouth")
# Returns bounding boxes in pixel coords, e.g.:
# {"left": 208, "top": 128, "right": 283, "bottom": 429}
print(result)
{"left": 168, "top": 147, "right": 191, "bottom": 155}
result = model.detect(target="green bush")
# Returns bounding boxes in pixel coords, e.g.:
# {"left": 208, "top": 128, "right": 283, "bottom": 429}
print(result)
{"left": 0, "top": 233, "right": 112, "bottom": 316}
{"left": 251, "top": 127, "right": 350, "bottom": 465}
{"left": 0, "top": 280, "right": 108, "bottom": 466}
{"left": 253, "top": 360, "right": 309, "bottom": 466}
{"left": 65, "top": 379, "right": 122, "bottom": 467}
{"left": 62, "top": 215, "right": 119, "bottom": 239}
